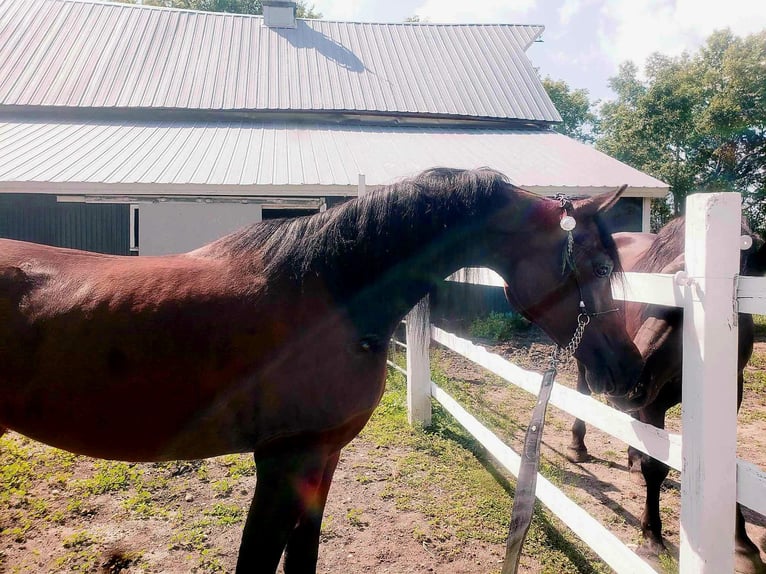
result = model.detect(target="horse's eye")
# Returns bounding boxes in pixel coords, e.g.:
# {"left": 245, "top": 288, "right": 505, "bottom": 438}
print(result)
{"left": 594, "top": 261, "right": 613, "bottom": 278}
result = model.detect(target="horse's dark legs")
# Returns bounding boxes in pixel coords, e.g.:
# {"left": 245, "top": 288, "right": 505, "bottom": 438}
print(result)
{"left": 283, "top": 450, "right": 340, "bottom": 573}
{"left": 735, "top": 502, "right": 766, "bottom": 574}
{"left": 236, "top": 449, "right": 337, "bottom": 574}
{"left": 567, "top": 362, "right": 591, "bottom": 463}
{"left": 629, "top": 399, "right": 671, "bottom": 556}
{"left": 635, "top": 451, "right": 670, "bottom": 555}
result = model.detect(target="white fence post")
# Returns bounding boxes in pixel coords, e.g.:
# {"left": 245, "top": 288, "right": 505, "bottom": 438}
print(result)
{"left": 406, "top": 297, "right": 432, "bottom": 426}
{"left": 679, "top": 192, "right": 740, "bottom": 573}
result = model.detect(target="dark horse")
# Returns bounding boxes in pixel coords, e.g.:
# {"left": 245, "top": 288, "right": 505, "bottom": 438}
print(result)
{"left": 0, "top": 168, "right": 643, "bottom": 573}
{"left": 568, "top": 216, "right": 766, "bottom": 573}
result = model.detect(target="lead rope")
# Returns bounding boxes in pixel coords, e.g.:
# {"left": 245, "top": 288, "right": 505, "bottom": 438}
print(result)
{"left": 501, "top": 197, "right": 588, "bottom": 574}
{"left": 501, "top": 313, "right": 589, "bottom": 574}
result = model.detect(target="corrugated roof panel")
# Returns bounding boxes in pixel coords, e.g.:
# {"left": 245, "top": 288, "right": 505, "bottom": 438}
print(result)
{"left": 0, "top": 119, "right": 668, "bottom": 194}
{"left": 0, "top": 0, "right": 560, "bottom": 122}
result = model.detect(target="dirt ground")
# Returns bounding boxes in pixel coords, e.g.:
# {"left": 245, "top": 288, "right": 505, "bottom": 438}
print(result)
{"left": 1, "top": 331, "right": 765, "bottom": 573}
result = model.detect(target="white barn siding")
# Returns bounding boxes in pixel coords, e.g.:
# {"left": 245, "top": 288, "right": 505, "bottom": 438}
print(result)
{"left": 138, "top": 202, "right": 262, "bottom": 255}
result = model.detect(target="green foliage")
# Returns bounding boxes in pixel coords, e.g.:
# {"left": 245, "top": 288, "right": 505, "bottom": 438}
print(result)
{"left": 117, "top": 0, "right": 321, "bottom": 18}
{"left": 55, "top": 531, "right": 101, "bottom": 572}
{"left": 123, "top": 489, "right": 167, "bottom": 518}
{"left": 212, "top": 478, "right": 233, "bottom": 497}
{"left": 345, "top": 507, "right": 368, "bottom": 529}
{"left": 597, "top": 29, "right": 766, "bottom": 233}
{"left": 219, "top": 454, "right": 256, "bottom": 479}
{"left": 469, "top": 311, "right": 531, "bottom": 342}
{"left": 543, "top": 77, "right": 599, "bottom": 143}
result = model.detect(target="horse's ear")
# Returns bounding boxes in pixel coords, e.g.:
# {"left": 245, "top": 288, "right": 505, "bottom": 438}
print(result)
{"left": 573, "top": 185, "right": 628, "bottom": 214}
{"left": 594, "top": 184, "right": 628, "bottom": 213}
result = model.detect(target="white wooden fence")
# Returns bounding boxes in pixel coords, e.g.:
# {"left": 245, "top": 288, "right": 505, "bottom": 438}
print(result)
{"left": 393, "top": 193, "right": 766, "bottom": 573}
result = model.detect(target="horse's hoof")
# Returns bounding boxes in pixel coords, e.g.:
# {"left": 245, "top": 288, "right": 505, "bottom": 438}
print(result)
{"left": 566, "top": 447, "right": 591, "bottom": 463}
{"left": 735, "top": 548, "right": 766, "bottom": 574}
{"left": 636, "top": 537, "right": 666, "bottom": 559}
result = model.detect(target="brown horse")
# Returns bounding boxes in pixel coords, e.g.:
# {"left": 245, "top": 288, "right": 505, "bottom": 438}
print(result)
{"left": 0, "top": 168, "right": 643, "bottom": 573}
{"left": 568, "top": 216, "right": 766, "bottom": 574}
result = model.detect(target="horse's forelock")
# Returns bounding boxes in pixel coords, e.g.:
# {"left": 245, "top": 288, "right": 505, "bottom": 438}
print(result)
{"left": 593, "top": 214, "right": 624, "bottom": 278}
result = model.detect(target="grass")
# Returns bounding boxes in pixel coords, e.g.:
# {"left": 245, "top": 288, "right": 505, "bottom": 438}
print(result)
{"left": 74, "top": 461, "right": 141, "bottom": 495}
{"left": 0, "top": 433, "right": 253, "bottom": 573}
{"left": 361, "top": 362, "right": 612, "bottom": 573}
{"left": 469, "top": 311, "right": 531, "bottom": 342}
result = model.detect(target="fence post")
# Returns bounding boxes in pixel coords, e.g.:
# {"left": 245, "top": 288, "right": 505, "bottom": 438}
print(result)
{"left": 406, "top": 297, "right": 432, "bottom": 426}
{"left": 679, "top": 192, "right": 740, "bottom": 573}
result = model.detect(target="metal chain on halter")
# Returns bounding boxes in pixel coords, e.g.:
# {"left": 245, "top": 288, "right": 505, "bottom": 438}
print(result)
{"left": 554, "top": 312, "right": 591, "bottom": 364}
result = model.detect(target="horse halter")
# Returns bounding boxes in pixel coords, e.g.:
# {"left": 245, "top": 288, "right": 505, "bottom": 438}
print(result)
{"left": 555, "top": 193, "right": 618, "bottom": 361}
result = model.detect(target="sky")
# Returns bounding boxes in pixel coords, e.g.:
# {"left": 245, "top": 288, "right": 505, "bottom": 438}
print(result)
{"left": 308, "top": 0, "right": 766, "bottom": 102}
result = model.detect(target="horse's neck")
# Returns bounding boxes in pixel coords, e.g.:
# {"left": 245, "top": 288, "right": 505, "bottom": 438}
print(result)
{"left": 333, "top": 186, "right": 529, "bottom": 334}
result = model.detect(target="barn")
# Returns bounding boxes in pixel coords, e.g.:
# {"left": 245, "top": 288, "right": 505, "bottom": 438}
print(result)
{"left": 0, "top": 0, "right": 668, "bottom": 256}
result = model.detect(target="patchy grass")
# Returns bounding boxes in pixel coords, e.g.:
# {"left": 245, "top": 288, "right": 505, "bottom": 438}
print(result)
{"left": 470, "top": 311, "right": 531, "bottom": 342}
{"left": 74, "top": 461, "right": 141, "bottom": 495}
{"left": 55, "top": 530, "right": 101, "bottom": 572}
{"left": 361, "top": 363, "right": 612, "bottom": 573}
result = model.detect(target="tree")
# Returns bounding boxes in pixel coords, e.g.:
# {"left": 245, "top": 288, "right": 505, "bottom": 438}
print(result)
{"left": 597, "top": 30, "right": 766, "bottom": 233}
{"left": 117, "top": 0, "right": 321, "bottom": 18}
{"left": 542, "top": 77, "right": 599, "bottom": 144}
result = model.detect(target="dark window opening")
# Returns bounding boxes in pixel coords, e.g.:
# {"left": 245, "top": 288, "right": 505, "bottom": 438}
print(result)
{"left": 262, "top": 208, "right": 319, "bottom": 220}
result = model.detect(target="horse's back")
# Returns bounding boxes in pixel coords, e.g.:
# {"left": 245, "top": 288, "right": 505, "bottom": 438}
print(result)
{"left": 612, "top": 232, "right": 656, "bottom": 272}
{"left": 0, "top": 238, "right": 386, "bottom": 463}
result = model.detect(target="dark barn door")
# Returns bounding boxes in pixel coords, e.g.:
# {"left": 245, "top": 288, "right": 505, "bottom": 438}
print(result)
{"left": 0, "top": 194, "right": 130, "bottom": 255}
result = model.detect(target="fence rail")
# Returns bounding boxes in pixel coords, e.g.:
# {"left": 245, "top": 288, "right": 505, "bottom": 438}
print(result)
{"left": 431, "top": 326, "right": 684, "bottom": 471}
{"left": 403, "top": 192, "right": 766, "bottom": 573}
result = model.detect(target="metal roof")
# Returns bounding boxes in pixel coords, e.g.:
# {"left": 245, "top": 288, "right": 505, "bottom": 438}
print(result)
{"left": 0, "top": 119, "right": 668, "bottom": 197}
{"left": 0, "top": 0, "right": 559, "bottom": 123}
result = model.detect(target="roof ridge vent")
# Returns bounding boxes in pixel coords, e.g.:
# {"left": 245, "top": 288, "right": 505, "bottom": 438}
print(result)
{"left": 263, "top": 0, "right": 297, "bottom": 28}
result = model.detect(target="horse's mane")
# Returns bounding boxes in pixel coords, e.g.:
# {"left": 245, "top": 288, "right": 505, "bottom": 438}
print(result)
{"left": 634, "top": 215, "right": 762, "bottom": 276}
{"left": 633, "top": 217, "right": 685, "bottom": 274}
{"left": 202, "top": 167, "right": 512, "bottom": 283}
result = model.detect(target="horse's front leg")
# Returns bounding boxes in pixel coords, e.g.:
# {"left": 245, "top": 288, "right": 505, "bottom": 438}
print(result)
{"left": 283, "top": 450, "right": 340, "bottom": 573}
{"left": 567, "top": 362, "right": 591, "bottom": 463}
{"left": 629, "top": 398, "right": 671, "bottom": 557}
{"left": 236, "top": 448, "right": 335, "bottom": 574}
